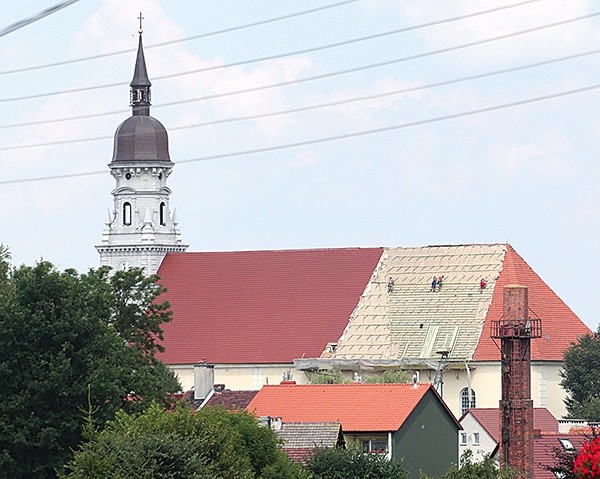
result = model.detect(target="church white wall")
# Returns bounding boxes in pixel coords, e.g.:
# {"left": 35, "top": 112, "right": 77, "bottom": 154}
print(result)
{"left": 438, "top": 361, "right": 567, "bottom": 420}
{"left": 170, "top": 363, "right": 308, "bottom": 392}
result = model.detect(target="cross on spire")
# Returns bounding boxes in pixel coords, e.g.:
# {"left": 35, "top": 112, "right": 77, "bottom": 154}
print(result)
{"left": 138, "top": 12, "right": 144, "bottom": 34}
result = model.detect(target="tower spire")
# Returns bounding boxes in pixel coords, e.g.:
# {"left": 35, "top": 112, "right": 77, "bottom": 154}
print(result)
{"left": 130, "top": 13, "right": 151, "bottom": 116}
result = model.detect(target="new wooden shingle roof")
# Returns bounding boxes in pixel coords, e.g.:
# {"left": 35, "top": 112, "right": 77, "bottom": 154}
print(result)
{"left": 156, "top": 248, "right": 383, "bottom": 365}
{"left": 247, "top": 383, "right": 453, "bottom": 432}
{"left": 331, "top": 244, "right": 589, "bottom": 362}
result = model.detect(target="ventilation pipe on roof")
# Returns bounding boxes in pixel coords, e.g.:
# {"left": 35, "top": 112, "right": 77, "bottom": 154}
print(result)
{"left": 193, "top": 363, "right": 215, "bottom": 401}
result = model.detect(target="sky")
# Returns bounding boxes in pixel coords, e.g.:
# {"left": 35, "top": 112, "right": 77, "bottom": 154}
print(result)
{"left": 0, "top": 0, "right": 599, "bottom": 331}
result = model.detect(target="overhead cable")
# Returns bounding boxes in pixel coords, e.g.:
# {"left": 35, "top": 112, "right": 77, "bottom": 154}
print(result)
{"left": 2, "top": 80, "right": 599, "bottom": 185}
{"left": 0, "top": 0, "right": 81, "bottom": 39}
{"left": 3, "top": 45, "right": 600, "bottom": 148}
{"left": 0, "top": 1, "right": 580, "bottom": 104}
{"left": 0, "top": 0, "right": 361, "bottom": 76}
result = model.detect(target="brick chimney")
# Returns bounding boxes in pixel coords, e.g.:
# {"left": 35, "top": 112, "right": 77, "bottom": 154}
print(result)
{"left": 491, "top": 285, "right": 542, "bottom": 479}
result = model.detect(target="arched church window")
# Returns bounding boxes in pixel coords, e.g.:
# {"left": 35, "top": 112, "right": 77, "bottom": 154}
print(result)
{"left": 460, "top": 387, "right": 476, "bottom": 415}
{"left": 159, "top": 202, "right": 166, "bottom": 226}
{"left": 123, "top": 202, "right": 132, "bottom": 226}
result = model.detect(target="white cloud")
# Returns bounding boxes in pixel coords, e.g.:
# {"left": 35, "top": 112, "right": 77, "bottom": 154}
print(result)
{"left": 398, "top": 0, "right": 600, "bottom": 64}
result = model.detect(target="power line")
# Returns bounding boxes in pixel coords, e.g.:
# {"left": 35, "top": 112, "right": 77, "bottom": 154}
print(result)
{"left": 3, "top": 45, "right": 600, "bottom": 150}
{"left": 0, "top": 8, "right": 596, "bottom": 126}
{"left": 2, "top": 80, "right": 598, "bottom": 186}
{"left": 0, "top": 0, "right": 81, "bottom": 38}
{"left": 0, "top": 0, "right": 541, "bottom": 78}
{"left": 0, "top": 0, "right": 361, "bottom": 77}
{"left": 0, "top": 0, "right": 570, "bottom": 104}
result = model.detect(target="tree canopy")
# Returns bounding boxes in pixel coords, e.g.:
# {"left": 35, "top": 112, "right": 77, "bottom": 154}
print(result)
{"left": 561, "top": 331, "right": 600, "bottom": 421}
{"left": 0, "top": 260, "right": 180, "bottom": 479}
{"left": 60, "top": 404, "right": 308, "bottom": 479}
{"left": 305, "top": 446, "right": 409, "bottom": 479}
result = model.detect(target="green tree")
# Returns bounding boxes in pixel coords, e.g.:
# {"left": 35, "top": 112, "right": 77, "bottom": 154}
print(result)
{"left": 61, "top": 404, "right": 308, "bottom": 479}
{"left": 422, "top": 451, "right": 515, "bottom": 479}
{"left": 0, "top": 261, "right": 180, "bottom": 479}
{"left": 309, "top": 370, "right": 348, "bottom": 384}
{"left": 306, "top": 446, "right": 409, "bottom": 479}
{"left": 561, "top": 332, "right": 600, "bottom": 420}
{"left": 364, "top": 370, "right": 411, "bottom": 383}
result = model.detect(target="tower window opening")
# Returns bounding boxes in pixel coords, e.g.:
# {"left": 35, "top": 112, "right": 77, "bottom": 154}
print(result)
{"left": 123, "top": 202, "right": 132, "bottom": 226}
{"left": 460, "top": 387, "right": 476, "bottom": 415}
{"left": 159, "top": 202, "right": 166, "bottom": 226}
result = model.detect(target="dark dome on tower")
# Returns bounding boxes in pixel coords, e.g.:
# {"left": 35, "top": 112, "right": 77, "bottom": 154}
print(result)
{"left": 110, "top": 31, "right": 171, "bottom": 164}
{"left": 112, "top": 115, "right": 170, "bottom": 162}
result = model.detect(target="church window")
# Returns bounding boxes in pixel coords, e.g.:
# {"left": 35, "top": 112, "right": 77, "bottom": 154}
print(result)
{"left": 125, "top": 172, "right": 132, "bottom": 180}
{"left": 123, "top": 202, "right": 132, "bottom": 226}
{"left": 460, "top": 387, "right": 476, "bottom": 414}
{"left": 159, "top": 202, "right": 166, "bottom": 226}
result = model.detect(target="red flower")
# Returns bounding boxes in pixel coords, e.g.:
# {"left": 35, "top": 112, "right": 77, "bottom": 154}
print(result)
{"left": 574, "top": 437, "right": 600, "bottom": 478}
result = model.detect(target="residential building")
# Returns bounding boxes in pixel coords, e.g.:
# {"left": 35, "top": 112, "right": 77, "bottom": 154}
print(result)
{"left": 247, "top": 382, "right": 461, "bottom": 479}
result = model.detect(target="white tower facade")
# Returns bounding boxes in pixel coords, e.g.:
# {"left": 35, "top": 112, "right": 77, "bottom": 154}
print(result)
{"left": 97, "top": 32, "right": 187, "bottom": 275}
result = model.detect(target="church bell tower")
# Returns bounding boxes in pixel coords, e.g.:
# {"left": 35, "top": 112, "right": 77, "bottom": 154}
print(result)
{"left": 96, "top": 24, "right": 187, "bottom": 275}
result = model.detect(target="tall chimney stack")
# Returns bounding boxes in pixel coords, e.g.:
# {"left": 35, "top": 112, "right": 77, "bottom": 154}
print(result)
{"left": 491, "top": 285, "right": 542, "bottom": 478}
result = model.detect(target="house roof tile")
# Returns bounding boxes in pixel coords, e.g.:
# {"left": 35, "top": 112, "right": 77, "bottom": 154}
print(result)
{"left": 277, "top": 422, "right": 342, "bottom": 449}
{"left": 462, "top": 407, "right": 559, "bottom": 443}
{"left": 156, "top": 248, "right": 383, "bottom": 364}
{"left": 247, "top": 383, "right": 448, "bottom": 432}
{"left": 533, "top": 433, "right": 587, "bottom": 479}
{"left": 202, "top": 389, "right": 258, "bottom": 410}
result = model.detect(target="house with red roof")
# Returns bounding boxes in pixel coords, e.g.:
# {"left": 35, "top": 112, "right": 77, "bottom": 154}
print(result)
{"left": 458, "top": 406, "right": 591, "bottom": 478}
{"left": 247, "top": 382, "right": 461, "bottom": 479}
{"left": 459, "top": 407, "right": 559, "bottom": 460}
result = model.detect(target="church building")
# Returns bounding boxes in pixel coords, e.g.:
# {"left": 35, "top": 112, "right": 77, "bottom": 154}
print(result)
{"left": 98, "top": 31, "right": 590, "bottom": 420}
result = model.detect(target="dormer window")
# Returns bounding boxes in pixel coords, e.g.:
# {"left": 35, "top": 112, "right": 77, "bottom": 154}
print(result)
{"left": 123, "top": 202, "right": 132, "bottom": 226}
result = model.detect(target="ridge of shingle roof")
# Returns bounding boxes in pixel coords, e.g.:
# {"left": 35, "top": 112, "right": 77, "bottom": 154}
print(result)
{"left": 247, "top": 383, "right": 444, "bottom": 432}
{"left": 156, "top": 248, "right": 384, "bottom": 364}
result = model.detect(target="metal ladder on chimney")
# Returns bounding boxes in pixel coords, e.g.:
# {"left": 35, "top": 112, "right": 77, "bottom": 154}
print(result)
{"left": 432, "top": 350, "right": 450, "bottom": 393}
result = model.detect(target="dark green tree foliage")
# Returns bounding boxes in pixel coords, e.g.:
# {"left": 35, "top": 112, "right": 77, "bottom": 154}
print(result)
{"left": 0, "top": 262, "right": 180, "bottom": 479}
{"left": 561, "top": 332, "right": 600, "bottom": 421}
{"left": 364, "top": 370, "right": 411, "bottom": 383}
{"left": 423, "top": 451, "right": 515, "bottom": 479}
{"left": 61, "top": 404, "right": 308, "bottom": 479}
{"left": 306, "top": 446, "right": 409, "bottom": 479}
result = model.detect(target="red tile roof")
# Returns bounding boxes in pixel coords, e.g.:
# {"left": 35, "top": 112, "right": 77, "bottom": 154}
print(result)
{"left": 247, "top": 383, "right": 450, "bottom": 432}
{"left": 202, "top": 389, "right": 258, "bottom": 410}
{"left": 156, "top": 248, "right": 383, "bottom": 365}
{"left": 463, "top": 407, "right": 559, "bottom": 443}
{"left": 474, "top": 245, "right": 590, "bottom": 361}
{"left": 534, "top": 433, "right": 587, "bottom": 479}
